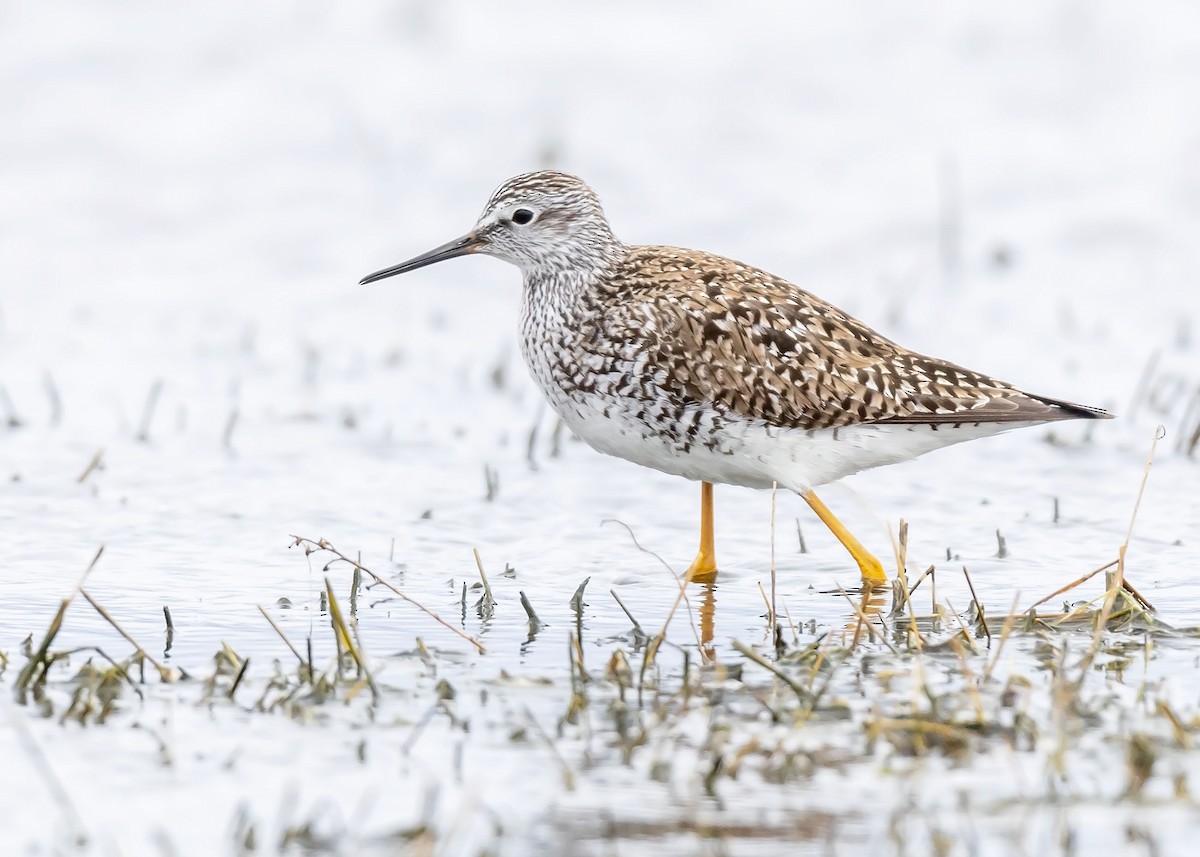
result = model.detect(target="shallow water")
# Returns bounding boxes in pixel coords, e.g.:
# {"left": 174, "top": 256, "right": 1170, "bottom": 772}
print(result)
{"left": 2, "top": 2, "right": 1200, "bottom": 855}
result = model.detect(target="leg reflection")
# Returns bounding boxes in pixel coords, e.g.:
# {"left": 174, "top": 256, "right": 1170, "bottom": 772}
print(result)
{"left": 843, "top": 578, "right": 889, "bottom": 644}
{"left": 698, "top": 579, "right": 717, "bottom": 662}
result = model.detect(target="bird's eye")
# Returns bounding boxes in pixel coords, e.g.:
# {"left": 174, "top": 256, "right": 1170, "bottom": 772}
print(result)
{"left": 511, "top": 208, "right": 535, "bottom": 225}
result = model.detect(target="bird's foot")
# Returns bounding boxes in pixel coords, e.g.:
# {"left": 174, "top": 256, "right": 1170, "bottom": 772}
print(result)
{"left": 857, "top": 554, "right": 888, "bottom": 589}
{"left": 684, "top": 548, "right": 718, "bottom": 584}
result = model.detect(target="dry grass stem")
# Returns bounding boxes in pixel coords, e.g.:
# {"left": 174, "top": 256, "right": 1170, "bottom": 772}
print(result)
{"left": 1079, "top": 426, "right": 1164, "bottom": 679}
{"left": 835, "top": 586, "right": 897, "bottom": 654}
{"left": 256, "top": 605, "right": 307, "bottom": 667}
{"left": 76, "top": 449, "right": 105, "bottom": 484}
{"left": 610, "top": 590, "right": 645, "bottom": 638}
{"left": 769, "top": 482, "right": 778, "bottom": 632}
{"left": 602, "top": 518, "right": 703, "bottom": 656}
{"left": 292, "top": 536, "right": 485, "bottom": 654}
{"left": 519, "top": 591, "right": 543, "bottom": 633}
{"left": 961, "top": 566, "right": 991, "bottom": 646}
{"left": 79, "top": 588, "right": 176, "bottom": 681}
{"left": 15, "top": 547, "right": 104, "bottom": 700}
{"left": 1025, "top": 559, "right": 1118, "bottom": 612}
{"left": 472, "top": 548, "right": 496, "bottom": 609}
{"left": 324, "top": 577, "right": 378, "bottom": 699}
{"left": 982, "top": 593, "right": 1022, "bottom": 683}
{"left": 731, "top": 640, "right": 813, "bottom": 702}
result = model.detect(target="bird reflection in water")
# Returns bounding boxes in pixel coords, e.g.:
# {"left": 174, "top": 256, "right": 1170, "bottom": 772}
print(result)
{"left": 689, "top": 575, "right": 889, "bottom": 663}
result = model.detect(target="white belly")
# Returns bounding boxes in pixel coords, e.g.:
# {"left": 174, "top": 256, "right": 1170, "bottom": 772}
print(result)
{"left": 554, "top": 395, "right": 1034, "bottom": 493}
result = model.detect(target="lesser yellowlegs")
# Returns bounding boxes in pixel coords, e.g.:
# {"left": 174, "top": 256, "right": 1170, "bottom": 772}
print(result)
{"left": 361, "top": 171, "right": 1110, "bottom": 585}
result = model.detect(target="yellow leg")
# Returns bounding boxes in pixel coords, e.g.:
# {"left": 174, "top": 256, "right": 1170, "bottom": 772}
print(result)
{"left": 684, "top": 481, "right": 718, "bottom": 583}
{"left": 802, "top": 490, "right": 888, "bottom": 586}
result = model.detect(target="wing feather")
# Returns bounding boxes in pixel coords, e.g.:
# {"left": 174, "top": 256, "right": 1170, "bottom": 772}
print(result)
{"left": 611, "top": 246, "right": 1111, "bottom": 429}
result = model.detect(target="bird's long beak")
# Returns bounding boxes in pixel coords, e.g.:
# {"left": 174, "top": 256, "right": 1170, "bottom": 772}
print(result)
{"left": 359, "top": 232, "right": 483, "bottom": 285}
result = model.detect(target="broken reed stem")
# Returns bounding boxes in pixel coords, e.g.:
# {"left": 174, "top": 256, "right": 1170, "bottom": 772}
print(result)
{"left": 43, "top": 372, "right": 62, "bottom": 425}
{"left": 1050, "top": 591, "right": 1113, "bottom": 627}
{"left": 1113, "top": 422, "right": 1161, "bottom": 611}
{"left": 79, "top": 586, "right": 174, "bottom": 680}
{"left": 14, "top": 547, "right": 105, "bottom": 700}
{"left": 602, "top": 517, "right": 703, "bottom": 658}
{"left": 1025, "top": 559, "right": 1119, "bottom": 612}
{"left": 942, "top": 597, "right": 980, "bottom": 653}
{"left": 59, "top": 645, "right": 143, "bottom": 699}
{"left": 732, "top": 640, "right": 813, "bottom": 702}
{"left": 961, "top": 566, "right": 991, "bottom": 647}
{"left": 603, "top": 517, "right": 702, "bottom": 650}
{"left": 1078, "top": 426, "right": 1164, "bottom": 680}
{"left": 291, "top": 537, "right": 485, "bottom": 654}
{"left": 769, "top": 482, "right": 778, "bottom": 633}
{"left": 843, "top": 590, "right": 866, "bottom": 649}
{"left": 76, "top": 449, "right": 105, "bottom": 484}
{"left": 569, "top": 577, "right": 590, "bottom": 614}
{"left": 642, "top": 582, "right": 708, "bottom": 686}
{"left": 1120, "top": 576, "right": 1156, "bottom": 612}
{"left": 930, "top": 565, "right": 937, "bottom": 618}
{"left": 897, "top": 564, "right": 935, "bottom": 612}
{"left": 222, "top": 408, "right": 238, "bottom": 450}
{"left": 757, "top": 582, "right": 773, "bottom": 630}
{"left": 324, "top": 577, "right": 378, "bottom": 699}
{"left": 891, "top": 520, "right": 923, "bottom": 648}
{"left": 835, "top": 586, "right": 898, "bottom": 654}
{"left": 647, "top": 576, "right": 701, "bottom": 666}
{"left": 780, "top": 597, "right": 800, "bottom": 645}
{"left": 0, "top": 385, "right": 21, "bottom": 428}
{"left": 795, "top": 647, "right": 839, "bottom": 727}
{"left": 610, "top": 589, "right": 644, "bottom": 635}
{"left": 804, "top": 635, "right": 830, "bottom": 689}
{"left": 256, "top": 604, "right": 306, "bottom": 667}
{"left": 983, "top": 592, "right": 1022, "bottom": 683}
{"left": 519, "top": 591, "right": 543, "bottom": 631}
{"left": 162, "top": 605, "right": 174, "bottom": 654}
{"left": 947, "top": 634, "right": 986, "bottom": 722}
{"left": 228, "top": 657, "right": 250, "bottom": 700}
{"left": 136, "top": 379, "right": 163, "bottom": 442}
{"left": 472, "top": 548, "right": 495, "bottom": 606}
{"left": 569, "top": 631, "right": 588, "bottom": 681}
{"left": 890, "top": 519, "right": 908, "bottom": 587}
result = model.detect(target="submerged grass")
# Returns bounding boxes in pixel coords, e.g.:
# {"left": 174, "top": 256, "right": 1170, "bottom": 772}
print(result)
{"left": 6, "top": 542, "right": 1200, "bottom": 855}
{"left": 4, "top": 430, "right": 1197, "bottom": 856}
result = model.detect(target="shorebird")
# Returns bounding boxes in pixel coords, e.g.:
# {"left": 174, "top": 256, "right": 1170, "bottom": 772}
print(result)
{"left": 361, "top": 171, "right": 1109, "bottom": 586}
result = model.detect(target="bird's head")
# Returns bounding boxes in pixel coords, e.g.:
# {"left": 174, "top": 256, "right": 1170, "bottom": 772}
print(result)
{"left": 360, "top": 171, "right": 621, "bottom": 285}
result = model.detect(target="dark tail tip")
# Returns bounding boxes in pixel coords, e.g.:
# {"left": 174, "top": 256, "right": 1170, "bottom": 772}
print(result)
{"left": 1041, "top": 396, "right": 1114, "bottom": 421}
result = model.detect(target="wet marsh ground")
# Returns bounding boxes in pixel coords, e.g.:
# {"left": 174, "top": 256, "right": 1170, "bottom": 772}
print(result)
{"left": 4, "top": 2, "right": 1200, "bottom": 855}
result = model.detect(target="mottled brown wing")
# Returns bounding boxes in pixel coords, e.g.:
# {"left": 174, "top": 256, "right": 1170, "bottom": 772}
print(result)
{"left": 620, "top": 247, "right": 1109, "bottom": 429}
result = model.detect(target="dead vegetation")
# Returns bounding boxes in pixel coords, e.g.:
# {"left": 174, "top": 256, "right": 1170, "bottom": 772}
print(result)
{"left": 4, "top": 431, "right": 1196, "bottom": 856}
